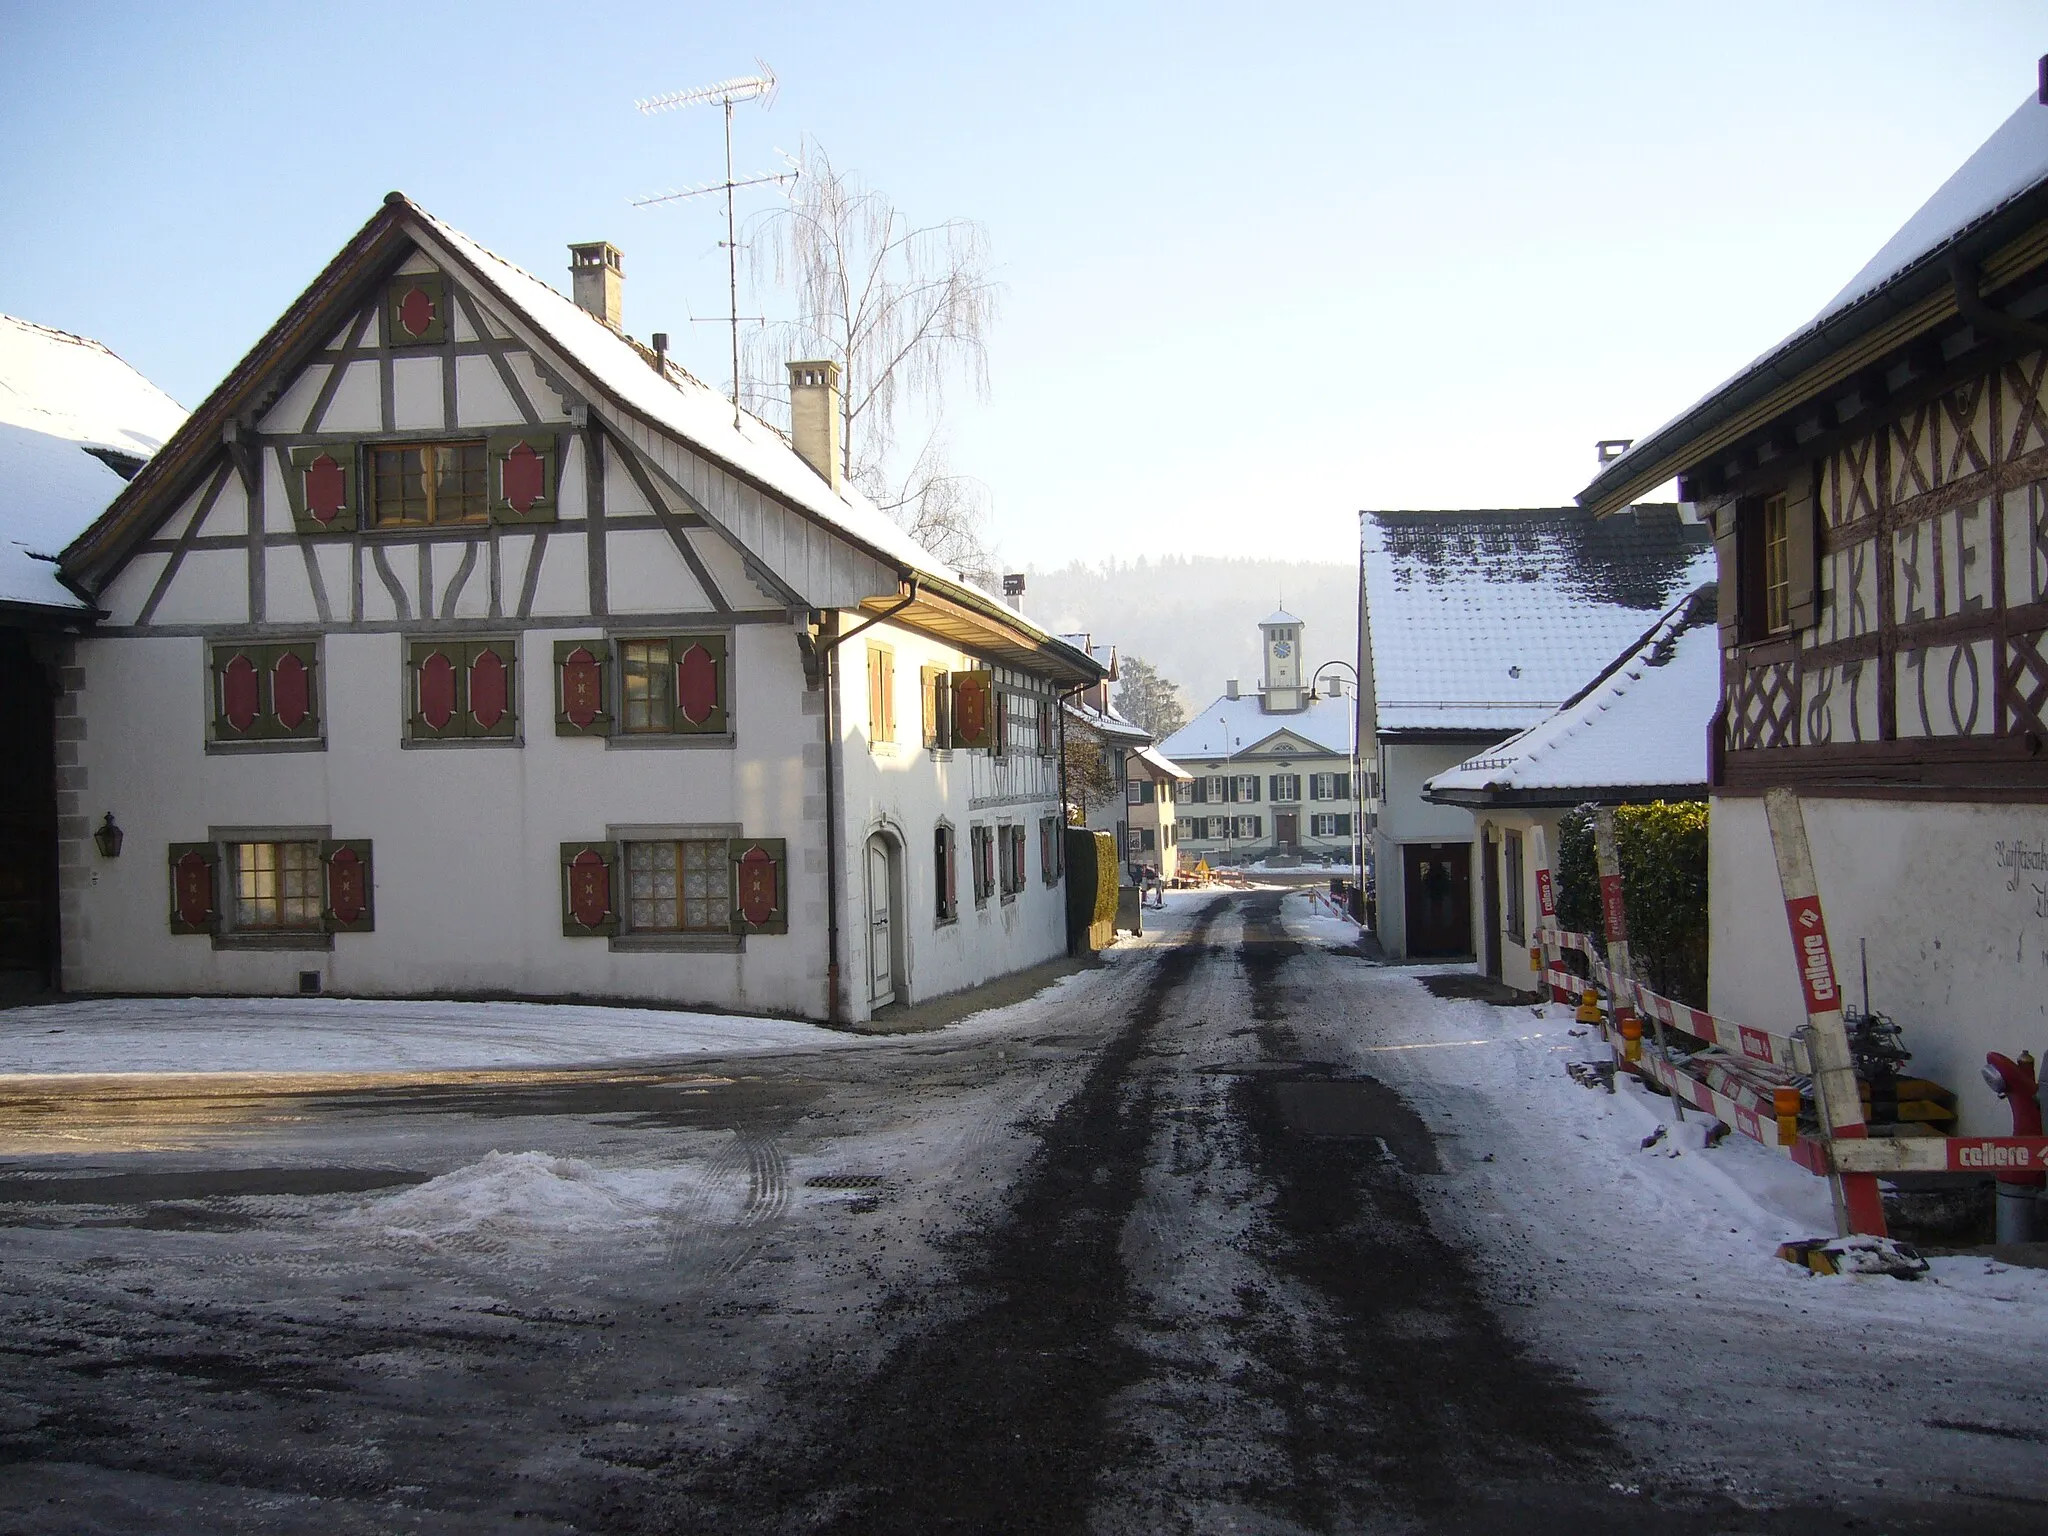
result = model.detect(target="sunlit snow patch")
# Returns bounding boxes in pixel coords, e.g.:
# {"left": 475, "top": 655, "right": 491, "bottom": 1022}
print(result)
{"left": 344, "top": 1151, "right": 672, "bottom": 1241}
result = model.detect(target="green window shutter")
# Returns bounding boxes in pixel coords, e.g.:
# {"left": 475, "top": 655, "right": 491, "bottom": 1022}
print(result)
{"left": 487, "top": 430, "right": 561, "bottom": 525}
{"left": 286, "top": 445, "right": 359, "bottom": 534}
{"left": 321, "top": 839, "right": 375, "bottom": 932}
{"left": 167, "top": 842, "right": 220, "bottom": 935}
{"left": 466, "top": 640, "right": 518, "bottom": 738}
{"left": 1785, "top": 475, "right": 1820, "bottom": 631}
{"left": 561, "top": 841, "right": 620, "bottom": 936}
{"left": 669, "top": 632, "right": 728, "bottom": 734}
{"left": 950, "top": 671, "right": 995, "bottom": 750}
{"left": 554, "top": 639, "right": 613, "bottom": 736}
{"left": 409, "top": 641, "right": 466, "bottom": 740}
{"left": 385, "top": 272, "right": 448, "bottom": 346}
{"left": 1716, "top": 505, "right": 1743, "bottom": 645}
{"left": 728, "top": 836, "right": 788, "bottom": 935}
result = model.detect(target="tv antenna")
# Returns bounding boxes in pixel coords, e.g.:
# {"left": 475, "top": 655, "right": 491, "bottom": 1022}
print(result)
{"left": 632, "top": 64, "right": 799, "bottom": 424}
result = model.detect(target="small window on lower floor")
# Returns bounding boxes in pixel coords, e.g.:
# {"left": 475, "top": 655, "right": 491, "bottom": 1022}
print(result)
{"left": 625, "top": 838, "right": 727, "bottom": 932}
{"left": 935, "top": 824, "right": 958, "bottom": 922}
{"left": 234, "top": 840, "right": 323, "bottom": 929}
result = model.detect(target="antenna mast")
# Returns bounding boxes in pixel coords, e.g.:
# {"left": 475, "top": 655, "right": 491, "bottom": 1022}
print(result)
{"left": 633, "top": 65, "right": 797, "bottom": 425}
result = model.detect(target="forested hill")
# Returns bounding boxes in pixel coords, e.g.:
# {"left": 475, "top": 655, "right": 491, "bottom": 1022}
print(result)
{"left": 1021, "top": 556, "right": 1356, "bottom": 715}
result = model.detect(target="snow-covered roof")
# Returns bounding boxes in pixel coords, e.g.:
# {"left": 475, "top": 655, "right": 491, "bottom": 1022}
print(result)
{"left": 410, "top": 205, "right": 960, "bottom": 593}
{"left": 1261, "top": 608, "right": 1303, "bottom": 628}
{"left": 1582, "top": 90, "right": 2048, "bottom": 515}
{"left": 58, "top": 195, "right": 1097, "bottom": 681}
{"left": 1159, "top": 690, "right": 1354, "bottom": 760}
{"left": 1, "top": 315, "right": 184, "bottom": 612}
{"left": 1132, "top": 744, "right": 1192, "bottom": 781}
{"left": 1425, "top": 585, "right": 1717, "bottom": 805}
{"left": 1065, "top": 695, "right": 1151, "bottom": 744}
{"left": 1361, "top": 505, "right": 1713, "bottom": 737}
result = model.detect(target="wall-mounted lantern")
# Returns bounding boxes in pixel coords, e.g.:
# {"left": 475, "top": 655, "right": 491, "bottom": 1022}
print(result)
{"left": 93, "top": 812, "right": 124, "bottom": 858}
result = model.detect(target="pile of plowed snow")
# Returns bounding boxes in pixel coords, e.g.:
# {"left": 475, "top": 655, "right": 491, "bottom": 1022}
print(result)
{"left": 345, "top": 1151, "right": 673, "bottom": 1241}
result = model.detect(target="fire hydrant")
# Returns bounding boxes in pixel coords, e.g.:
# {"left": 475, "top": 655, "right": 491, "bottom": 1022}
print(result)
{"left": 1982, "top": 1051, "right": 2044, "bottom": 1245}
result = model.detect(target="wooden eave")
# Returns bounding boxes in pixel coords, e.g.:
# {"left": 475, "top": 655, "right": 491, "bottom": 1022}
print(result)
{"left": 1423, "top": 780, "right": 1706, "bottom": 810}
{"left": 60, "top": 198, "right": 419, "bottom": 590}
{"left": 1579, "top": 187, "right": 2048, "bottom": 517}
{"left": 859, "top": 584, "right": 1102, "bottom": 686}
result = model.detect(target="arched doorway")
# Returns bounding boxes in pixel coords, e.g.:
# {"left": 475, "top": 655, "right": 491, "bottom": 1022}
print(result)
{"left": 865, "top": 832, "right": 903, "bottom": 1008}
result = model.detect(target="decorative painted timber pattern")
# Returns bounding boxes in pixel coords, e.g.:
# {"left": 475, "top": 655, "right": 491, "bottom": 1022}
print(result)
{"left": 1725, "top": 343, "right": 2048, "bottom": 783}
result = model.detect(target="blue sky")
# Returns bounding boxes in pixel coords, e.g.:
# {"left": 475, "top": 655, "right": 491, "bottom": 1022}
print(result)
{"left": 3, "top": 2, "right": 2040, "bottom": 567}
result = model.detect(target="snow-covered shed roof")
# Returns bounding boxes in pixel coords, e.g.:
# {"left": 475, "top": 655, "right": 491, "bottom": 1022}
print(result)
{"left": 1424, "top": 585, "right": 1717, "bottom": 807}
{"left": 59, "top": 194, "right": 1099, "bottom": 684}
{"left": 1, "top": 315, "right": 185, "bottom": 615}
{"left": 1065, "top": 695, "right": 1152, "bottom": 745}
{"left": 1132, "top": 744, "right": 1192, "bottom": 781}
{"left": 1159, "top": 690, "right": 1354, "bottom": 760}
{"left": 1360, "top": 504, "right": 1713, "bottom": 738}
{"left": 1582, "top": 89, "right": 2048, "bottom": 515}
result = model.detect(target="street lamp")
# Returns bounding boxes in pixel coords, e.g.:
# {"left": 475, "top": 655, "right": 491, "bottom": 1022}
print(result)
{"left": 1309, "top": 660, "right": 1364, "bottom": 892}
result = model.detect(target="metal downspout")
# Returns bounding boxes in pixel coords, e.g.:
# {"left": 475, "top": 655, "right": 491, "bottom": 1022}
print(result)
{"left": 816, "top": 578, "right": 919, "bottom": 1025}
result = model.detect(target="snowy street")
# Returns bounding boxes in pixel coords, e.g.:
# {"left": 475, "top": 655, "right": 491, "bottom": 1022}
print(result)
{"left": 3, "top": 889, "right": 2045, "bottom": 1534}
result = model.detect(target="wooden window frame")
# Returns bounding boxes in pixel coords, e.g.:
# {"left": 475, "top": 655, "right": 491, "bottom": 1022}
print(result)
{"left": 621, "top": 837, "right": 731, "bottom": 936}
{"left": 170, "top": 829, "right": 371, "bottom": 948}
{"left": 368, "top": 438, "right": 491, "bottom": 529}
{"left": 1762, "top": 492, "right": 1792, "bottom": 635}
{"left": 592, "top": 632, "right": 730, "bottom": 742}
{"left": 921, "top": 664, "right": 954, "bottom": 750}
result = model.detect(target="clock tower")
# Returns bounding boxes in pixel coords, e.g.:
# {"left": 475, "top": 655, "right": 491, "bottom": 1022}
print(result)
{"left": 1260, "top": 608, "right": 1306, "bottom": 712}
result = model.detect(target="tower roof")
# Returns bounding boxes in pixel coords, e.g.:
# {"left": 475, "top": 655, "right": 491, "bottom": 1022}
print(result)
{"left": 1260, "top": 608, "right": 1303, "bottom": 628}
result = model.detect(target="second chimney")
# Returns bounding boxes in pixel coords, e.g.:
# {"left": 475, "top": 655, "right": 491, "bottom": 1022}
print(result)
{"left": 787, "top": 360, "right": 843, "bottom": 490}
{"left": 569, "top": 242, "right": 624, "bottom": 330}
{"left": 1226, "top": 678, "right": 1240, "bottom": 700}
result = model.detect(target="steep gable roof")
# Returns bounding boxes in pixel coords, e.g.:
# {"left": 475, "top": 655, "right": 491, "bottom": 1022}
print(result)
{"left": 1, "top": 315, "right": 185, "bottom": 615}
{"left": 1424, "top": 584, "right": 1717, "bottom": 806}
{"left": 1360, "top": 503, "right": 1712, "bottom": 737}
{"left": 1582, "top": 89, "right": 2048, "bottom": 515}
{"left": 58, "top": 194, "right": 1099, "bottom": 683}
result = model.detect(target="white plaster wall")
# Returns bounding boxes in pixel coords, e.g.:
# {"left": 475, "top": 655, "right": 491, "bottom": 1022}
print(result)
{"left": 69, "top": 625, "right": 830, "bottom": 1019}
{"left": 832, "top": 619, "right": 1067, "bottom": 1020}
{"left": 1463, "top": 809, "right": 1557, "bottom": 994}
{"left": 1710, "top": 795, "right": 2048, "bottom": 1135}
{"left": 1371, "top": 740, "right": 1479, "bottom": 960}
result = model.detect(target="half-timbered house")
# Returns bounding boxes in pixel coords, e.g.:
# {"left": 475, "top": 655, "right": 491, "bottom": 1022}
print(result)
{"left": 1578, "top": 82, "right": 2048, "bottom": 1126}
{"left": 53, "top": 194, "right": 1099, "bottom": 1025}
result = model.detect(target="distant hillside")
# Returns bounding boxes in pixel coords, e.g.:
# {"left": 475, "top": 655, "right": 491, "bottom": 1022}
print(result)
{"left": 1022, "top": 556, "right": 1356, "bottom": 715}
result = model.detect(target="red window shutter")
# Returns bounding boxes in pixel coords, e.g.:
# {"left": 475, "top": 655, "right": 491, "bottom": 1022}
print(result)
{"left": 671, "top": 633, "right": 728, "bottom": 733}
{"left": 385, "top": 272, "right": 448, "bottom": 346}
{"left": 419, "top": 648, "right": 458, "bottom": 731}
{"left": 950, "top": 672, "right": 994, "bottom": 750}
{"left": 487, "top": 430, "right": 560, "bottom": 524}
{"left": 468, "top": 643, "right": 515, "bottom": 736}
{"left": 167, "top": 842, "right": 219, "bottom": 935}
{"left": 219, "top": 652, "right": 261, "bottom": 735}
{"left": 726, "top": 837, "right": 788, "bottom": 935}
{"left": 554, "top": 639, "right": 612, "bottom": 735}
{"left": 321, "top": 840, "right": 375, "bottom": 932}
{"left": 271, "top": 651, "right": 311, "bottom": 731}
{"left": 287, "top": 445, "right": 358, "bottom": 534}
{"left": 560, "top": 841, "right": 619, "bottom": 935}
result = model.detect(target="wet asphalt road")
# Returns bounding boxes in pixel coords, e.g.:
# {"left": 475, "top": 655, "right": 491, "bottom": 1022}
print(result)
{"left": 1, "top": 892, "right": 2038, "bottom": 1534}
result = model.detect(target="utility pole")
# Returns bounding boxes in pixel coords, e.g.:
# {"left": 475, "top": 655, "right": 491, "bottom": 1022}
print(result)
{"left": 632, "top": 65, "right": 797, "bottom": 426}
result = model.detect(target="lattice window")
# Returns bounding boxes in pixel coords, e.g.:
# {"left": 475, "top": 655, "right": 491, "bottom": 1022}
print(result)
{"left": 370, "top": 440, "right": 488, "bottom": 527}
{"left": 233, "top": 841, "right": 323, "bottom": 930}
{"left": 624, "top": 839, "right": 727, "bottom": 932}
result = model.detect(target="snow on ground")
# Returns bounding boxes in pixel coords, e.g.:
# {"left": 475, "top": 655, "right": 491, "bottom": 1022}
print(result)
{"left": 1274, "top": 889, "right": 2048, "bottom": 1507}
{"left": 0, "top": 995, "right": 874, "bottom": 1076}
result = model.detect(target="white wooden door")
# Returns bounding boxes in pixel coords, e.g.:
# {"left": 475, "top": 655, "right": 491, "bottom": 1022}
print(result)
{"left": 867, "top": 837, "right": 895, "bottom": 1006}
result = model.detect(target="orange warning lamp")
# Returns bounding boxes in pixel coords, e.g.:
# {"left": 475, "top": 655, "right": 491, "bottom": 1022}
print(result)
{"left": 1575, "top": 988, "right": 1604, "bottom": 1025}
{"left": 1773, "top": 1085, "right": 1803, "bottom": 1147}
{"left": 1617, "top": 1013, "right": 1643, "bottom": 1061}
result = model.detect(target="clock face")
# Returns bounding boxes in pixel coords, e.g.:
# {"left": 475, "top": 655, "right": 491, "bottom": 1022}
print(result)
{"left": 1273, "top": 641, "right": 1292, "bottom": 658}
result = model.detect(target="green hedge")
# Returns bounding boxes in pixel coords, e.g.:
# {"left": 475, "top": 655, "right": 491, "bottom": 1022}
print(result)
{"left": 1556, "top": 800, "right": 1709, "bottom": 1008}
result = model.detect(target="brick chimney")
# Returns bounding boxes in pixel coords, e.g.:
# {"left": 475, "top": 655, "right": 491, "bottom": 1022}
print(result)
{"left": 787, "top": 360, "right": 843, "bottom": 490}
{"left": 569, "top": 242, "right": 623, "bottom": 330}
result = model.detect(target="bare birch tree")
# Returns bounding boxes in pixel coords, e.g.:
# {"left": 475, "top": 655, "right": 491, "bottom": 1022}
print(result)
{"left": 744, "top": 138, "right": 1001, "bottom": 576}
